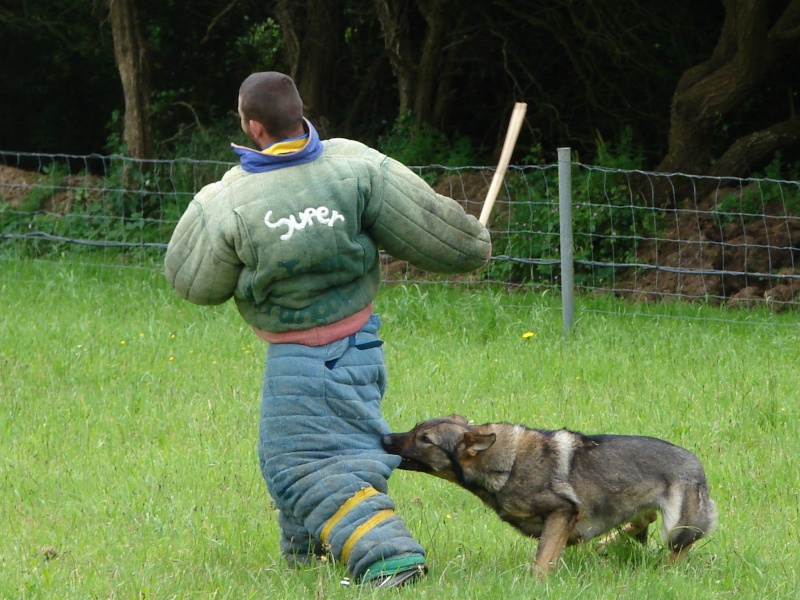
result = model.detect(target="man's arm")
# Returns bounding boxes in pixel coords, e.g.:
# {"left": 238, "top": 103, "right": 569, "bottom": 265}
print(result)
{"left": 164, "top": 199, "right": 243, "bottom": 305}
{"left": 364, "top": 155, "right": 492, "bottom": 273}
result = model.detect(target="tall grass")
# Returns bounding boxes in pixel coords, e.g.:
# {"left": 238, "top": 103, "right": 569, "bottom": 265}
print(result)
{"left": 1, "top": 260, "right": 798, "bottom": 599}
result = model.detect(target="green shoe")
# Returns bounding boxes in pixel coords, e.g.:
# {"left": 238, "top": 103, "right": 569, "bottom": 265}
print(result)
{"left": 362, "top": 564, "right": 427, "bottom": 589}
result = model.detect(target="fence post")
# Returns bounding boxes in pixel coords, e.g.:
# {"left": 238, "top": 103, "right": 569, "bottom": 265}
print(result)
{"left": 558, "top": 147, "right": 574, "bottom": 337}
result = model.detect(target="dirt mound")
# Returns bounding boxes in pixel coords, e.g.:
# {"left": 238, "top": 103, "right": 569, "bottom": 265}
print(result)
{"left": 0, "top": 165, "right": 102, "bottom": 212}
{"left": 0, "top": 165, "right": 40, "bottom": 206}
{"left": 621, "top": 187, "right": 800, "bottom": 310}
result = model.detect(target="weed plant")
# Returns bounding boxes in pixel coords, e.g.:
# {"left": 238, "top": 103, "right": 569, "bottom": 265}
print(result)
{"left": 1, "top": 259, "right": 798, "bottom": 599}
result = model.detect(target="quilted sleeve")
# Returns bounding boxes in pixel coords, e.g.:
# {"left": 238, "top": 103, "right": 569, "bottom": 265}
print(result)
{"left": 164, "top": 195, "right": 243, "bottom": 306}
{"left": 363, "top": 155, "right": 492, "bottom": 273}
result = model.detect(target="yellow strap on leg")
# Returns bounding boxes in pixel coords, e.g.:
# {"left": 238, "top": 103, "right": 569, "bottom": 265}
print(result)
{"left": 320, "top": 487, "right": 380, "bottom": 546}
{"left": 340, "top": 509, "right": 395, "bottom": 564}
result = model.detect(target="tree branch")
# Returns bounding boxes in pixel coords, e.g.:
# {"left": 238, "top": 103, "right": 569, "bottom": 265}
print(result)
{"left": 769, "top": 0, "right": 800, "bottom": 42}
{"left": 710, "top": 114, "right": 800, "bottom": 177}
{"left": 200, "top": 0, "right": 239, "bottom": 45}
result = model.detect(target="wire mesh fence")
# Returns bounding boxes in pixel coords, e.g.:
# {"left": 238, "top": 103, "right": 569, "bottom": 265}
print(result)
{"left": 1, "top": 150, "right": 798, "bottom": 316}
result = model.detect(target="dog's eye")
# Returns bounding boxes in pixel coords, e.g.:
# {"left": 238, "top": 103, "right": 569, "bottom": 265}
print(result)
{"left": 419, "top": 434, "right": 432, "bottom": 445}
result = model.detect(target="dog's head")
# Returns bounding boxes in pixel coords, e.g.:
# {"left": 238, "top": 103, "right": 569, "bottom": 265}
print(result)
{"left": 382, "top": 414, "right": 497, "bottom": 483}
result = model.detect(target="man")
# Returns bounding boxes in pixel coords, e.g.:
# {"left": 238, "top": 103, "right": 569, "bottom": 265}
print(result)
{"left": 165, "top": 72, "right": 491, "bottom": 588}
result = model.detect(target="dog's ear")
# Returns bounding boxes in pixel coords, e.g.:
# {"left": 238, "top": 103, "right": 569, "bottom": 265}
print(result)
{"left": 446, "top": 414, "right": 469, "bottom": 426}
{"left": 444, "top": 414, "right": 469, "bottom": 425}
{"left": 462, "top": 432, "right": 496, "bottom": 456}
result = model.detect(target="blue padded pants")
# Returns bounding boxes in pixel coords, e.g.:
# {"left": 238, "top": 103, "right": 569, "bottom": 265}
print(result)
{"left": 257, "top": 315, "right": 424, "bottom": 579}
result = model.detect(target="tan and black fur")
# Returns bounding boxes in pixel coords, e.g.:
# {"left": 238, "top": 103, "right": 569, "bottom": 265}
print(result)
{"left": 382, "top": 415, "right": 717, "bottom": 575}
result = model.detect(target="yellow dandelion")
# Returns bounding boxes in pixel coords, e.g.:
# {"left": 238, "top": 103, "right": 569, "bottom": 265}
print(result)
{"left": 170, "top": 333, "right": 176, "bottom": 339}
{"left": 522, "top": 331, "right": 534, "bottom": 339}
{"left": 139, "top": 332, "right": 144, "bottom": 338}
{"left": 446, "top": 514, "right": 452, "bottom": 519}
{"left": 120, "top": 340, "right": 126, "bottom": 345}
{"left": 169, "top": 356, "right": 174, "bottom": 361}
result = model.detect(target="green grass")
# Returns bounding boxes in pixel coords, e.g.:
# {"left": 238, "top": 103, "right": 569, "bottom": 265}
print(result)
{"left": 1, "top": 259, "right": 798, "bottom": 599}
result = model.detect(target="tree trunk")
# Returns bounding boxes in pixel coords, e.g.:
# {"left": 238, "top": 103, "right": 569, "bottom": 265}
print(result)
{"left": 275, "top": 0, "right": 342, "bottom": 139}
{"left": 373, "top": 0, "right": 458, "bottom": 129}
{"left": 373, "top": 0, "right": 416, "bottom": 117}
{"left": 654, "top": 0, "right": 800, "bottom": 205}
{"left": 107, "top": 0, "right": 153, "bottom": 160}
{"left": 414, "top": 0, "right": 455, "bottom": 129}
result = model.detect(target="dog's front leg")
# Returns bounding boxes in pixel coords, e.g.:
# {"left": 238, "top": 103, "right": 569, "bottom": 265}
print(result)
{"left": 533, "top": 510, "right": 578, "bottom": 577}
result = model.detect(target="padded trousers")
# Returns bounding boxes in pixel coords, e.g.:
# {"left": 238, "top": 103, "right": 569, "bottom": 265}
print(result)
{"left": 257, "top": 314, "right": 425, "bottom": 579}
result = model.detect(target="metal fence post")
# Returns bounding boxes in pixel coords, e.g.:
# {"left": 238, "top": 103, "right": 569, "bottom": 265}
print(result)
{"left": 558, "top": 147, "right": 575, "bottom": 337}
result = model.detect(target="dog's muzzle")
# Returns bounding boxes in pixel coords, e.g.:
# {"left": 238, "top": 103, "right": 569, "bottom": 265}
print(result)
{"left": 381, "top": 435, "right": 431, "bottom": 472}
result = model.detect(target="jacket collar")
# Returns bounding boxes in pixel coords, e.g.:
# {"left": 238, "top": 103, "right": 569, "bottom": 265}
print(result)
{"left": 231, "top": 118, "right": 324, "bottom": 173}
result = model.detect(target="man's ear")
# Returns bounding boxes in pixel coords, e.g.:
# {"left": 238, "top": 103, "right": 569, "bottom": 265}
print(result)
{"left": 248, "top": 119, "right": 265, "bottom": 138}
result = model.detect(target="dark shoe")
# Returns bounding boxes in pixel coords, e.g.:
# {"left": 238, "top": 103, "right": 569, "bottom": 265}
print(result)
{"left": 362, "top": 564, "right": 428, "bottom": 589}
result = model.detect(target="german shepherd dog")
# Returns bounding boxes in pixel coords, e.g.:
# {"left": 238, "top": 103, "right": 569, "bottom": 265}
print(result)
{"left": 382, "top": 415, "right": 717, "bottom": 575}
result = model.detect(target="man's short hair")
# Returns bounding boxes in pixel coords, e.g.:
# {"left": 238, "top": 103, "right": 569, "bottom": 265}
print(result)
{"left": 239, "top": 72, "right": 304, "bottom": 139}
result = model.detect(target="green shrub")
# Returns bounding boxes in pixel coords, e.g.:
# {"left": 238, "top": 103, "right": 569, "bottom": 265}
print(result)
{"left": 486, "top": 129, "right": 661, "bottom": 286}
{"left": 19, "top": 163, "right": 70, "bottom": 212}
{"left": 483, "top": 168, "right": 561, "bottom": 285}
{"left": 714, "top": 153, "right": 800, "bottom": 225}
{"left": 378, "top": 112, "right": 478, "bottom": 183}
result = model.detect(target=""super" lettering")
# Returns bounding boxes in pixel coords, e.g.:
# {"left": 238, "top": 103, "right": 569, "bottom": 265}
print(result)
{"left": 264, "top": 206, "right": 346, "bottom": 240}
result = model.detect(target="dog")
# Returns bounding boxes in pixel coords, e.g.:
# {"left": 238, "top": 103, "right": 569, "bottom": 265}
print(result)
{"left": 382, "top": 414, "right": 717, "bottom": 575}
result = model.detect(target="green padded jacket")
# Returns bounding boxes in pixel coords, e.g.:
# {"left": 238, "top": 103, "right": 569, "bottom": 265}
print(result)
{"left": 164, "top": 138, "right": 491, "bottom": 333}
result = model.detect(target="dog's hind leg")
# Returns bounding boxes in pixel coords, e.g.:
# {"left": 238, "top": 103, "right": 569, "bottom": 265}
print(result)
{"left": 664, "top": 484, "right": 717, "bottom": 564}
{"left": 666, "top": 522, "right": 707, "bottom": 564}
{"left": 633, "top": 525, "right": 650, "bottom": 545}
{"left": 596, "top": 510, "right": 657, "bottom": 551}
{"left": 667, "top": 542, "right": 694, "bottom": 564}
{"left": 627, "top": 510, "right": 658, "bottom": 544}
{"left": 533, "top": 510, "right": 579, "bottom": 577}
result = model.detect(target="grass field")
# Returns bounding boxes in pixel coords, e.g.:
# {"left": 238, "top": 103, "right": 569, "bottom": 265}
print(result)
{"left": 1, "top": 259, "right": 798, "bottom": 599}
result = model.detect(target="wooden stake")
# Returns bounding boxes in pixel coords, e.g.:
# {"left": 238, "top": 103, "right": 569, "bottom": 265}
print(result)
{"left": 479, "top": 102, "right": 527, "bottom": 226}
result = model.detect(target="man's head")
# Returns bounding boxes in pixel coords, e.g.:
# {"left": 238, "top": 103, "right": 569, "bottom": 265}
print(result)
{"left": 238, "top": 72, "right": 304, "bottom": 147}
